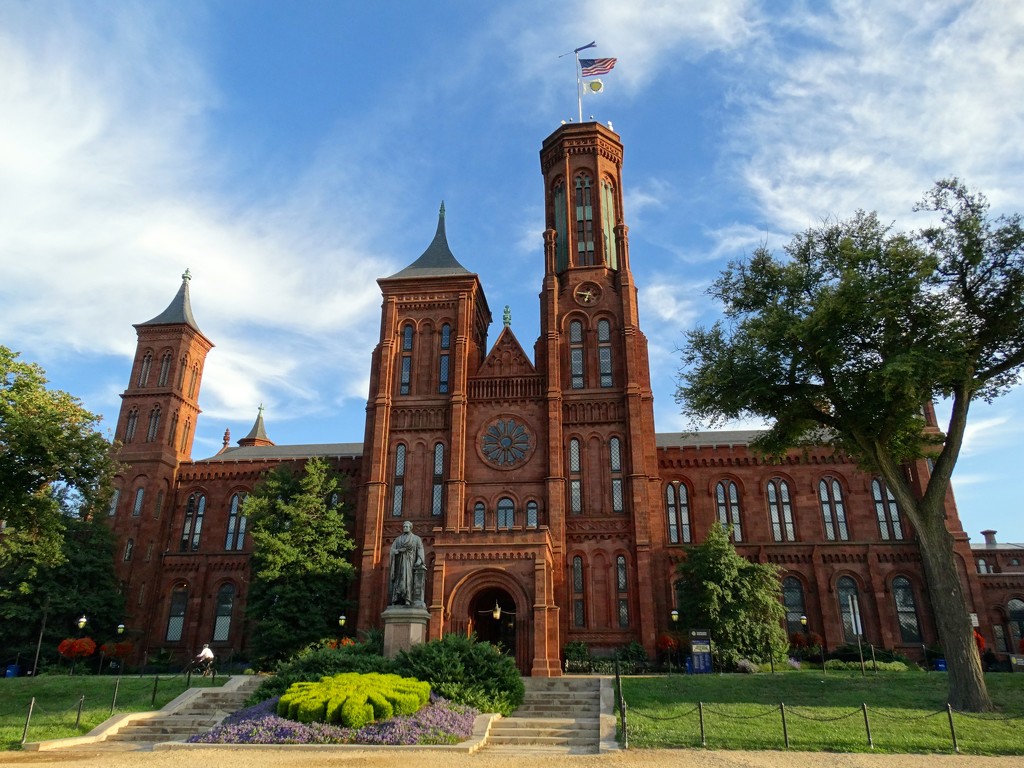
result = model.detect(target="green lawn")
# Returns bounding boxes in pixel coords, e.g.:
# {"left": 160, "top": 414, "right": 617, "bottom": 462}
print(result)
{"left": 0, "top": 674, "right": 226, "bottom": 750}
{"left": 620, "top": 670, "right": 1024, "bottom": 754}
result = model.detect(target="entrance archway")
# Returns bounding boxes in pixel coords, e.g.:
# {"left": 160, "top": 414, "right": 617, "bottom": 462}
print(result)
{"left": 471, "top": 587, "right": 517, "bottom": 659}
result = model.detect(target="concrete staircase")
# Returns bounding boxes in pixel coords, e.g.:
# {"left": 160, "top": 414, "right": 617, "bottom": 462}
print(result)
{"left": 484, "top": 677, "right": 607, "bottom": 754}
{"left": 102, "top": 675, "right": 263, "bottom": 745}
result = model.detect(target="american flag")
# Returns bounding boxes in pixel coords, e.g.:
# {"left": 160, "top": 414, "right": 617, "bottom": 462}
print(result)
{"left": 579, "top": 58, "right": 617, "bottom": 77}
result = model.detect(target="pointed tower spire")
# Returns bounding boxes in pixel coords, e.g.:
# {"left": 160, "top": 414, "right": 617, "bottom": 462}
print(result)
{"left": 384, "top": 202, "right": 472, "bottom": 279}
{"left": 237, "top": 404, "right": 274, "bottom": 448}
{"left": 138, "top": 268, "right": 203, "bottom": 333}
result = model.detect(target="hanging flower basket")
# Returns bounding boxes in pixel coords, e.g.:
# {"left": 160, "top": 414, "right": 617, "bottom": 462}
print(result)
{"left": 58, "top": 637, "right": 97, "bottom": 659}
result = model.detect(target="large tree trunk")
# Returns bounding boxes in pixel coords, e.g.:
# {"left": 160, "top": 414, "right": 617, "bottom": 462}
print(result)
{"left": 916, "top": 512, "right": 991, "bottom": 712}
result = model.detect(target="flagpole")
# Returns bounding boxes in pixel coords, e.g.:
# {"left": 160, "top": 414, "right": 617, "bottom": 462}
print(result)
{"left": 575, "top": 52, "right": 583, "bottom": 123}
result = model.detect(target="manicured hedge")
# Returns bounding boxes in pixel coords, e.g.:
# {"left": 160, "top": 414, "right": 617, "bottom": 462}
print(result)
{"left": 277, "top": 672, "right": 431, "bottom": 728}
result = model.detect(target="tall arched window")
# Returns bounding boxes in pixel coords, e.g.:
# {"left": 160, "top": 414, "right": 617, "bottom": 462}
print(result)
{"left": 977, "top": 558, "right": 989, "bottom": 574}
{"left": 526, "top": 500, "right": 539, "bottom": 528}
{"left": 188, "top": 365, "right": 199, "bottom": 398}
{"left": 392, "top": 445, "right": 406, "bottom": 517}
{"left": 609, "top": 436, "right": 624, "bottom": 513}
{"left": 213, "top": 584, "right": 235, "bottom": 642}
{"left": 155, "top": 489, "right": 164, "bottom": 519}
{"left": 782, "top": 577, "right": 805, "bottom": 637}
{"left": 497, "top": 497, "right": 514, "bottom": 529}
{"left": 715, "top": 480, "right": 743, "bottom": 542}
{"left": 225, "top": 493, "right": 247, "bottom": 550}
{"left": 473, "top": 501, "right": 485, "bottom": 529}
{"left": 132, "top": 488, "right": 145, "bottom": 517}
{"left": 600, "top": 179, "right": 618, "bottom": 269}
{"left": 574, "top": 173, "right": 595, "bottom": 265}
{"left": 569, "top": 321, "right": 585, "bottom": 389}
{"left": 438, "top": 323, "right": 451, "bottom": 394}
{"left": 837, "top": 576, "right": 862, "bottom": 643}
{"left": 180, "top": 493, "right": 206, "bottom": 552}
{"left": 158, "top": 352, "right": 172, "bottom": 386}
{"left": 145, "top": 406, "right": 161, "bottom": 442}
{"left": 1008, "top": 598, "right": 1024, "bottom": 652}
{"left": 616, "top": 555, "right": 629, "bottom": 628}
{"left": 572, "top": 556, "right": 585, "bottom": 627}
{"left": 180, "top": 419, "right": 191, "bottom": 452}
{"left": 597, "top": 319, "right": 613, "bottom": 387}
{"left": 872, "top": 478, "right": 904, "bottom": 540}
{"left": 431, "top": 443, "right": 445, "bottom": 517}
{"left": 108, "top": 488, "right": 120, "bottom": 517}
{"left": 400, "top": 324, "right": 414, "bottom": 395}
{"left": 165, "top": 584, "right": 188, "bottom": 642}
{"left": 767, "top": 478, "right": 795, "bottom": 542}
{"left": 138, "top": 352, "right": 153, "bottom": 386}
{"left": 123, "top": 537, "right": 134, "bottom": 562}
{"left": 167, "top": 410, "right": 179, "bottom": 446}
{"left": 819, "top": 478, "right": 849, "bottom": 541}
{"left": 124, "top": 409, "right": 138, "bottom": 443}
{"left": 666, "top": 484, "right": 679, "bottom": 544}
{"left": 178, "top": 355, "right": 188, "bottom": 388}
{"left": 569, "top": 438, "right": 583, "bottom": 514}
{"left": 892, "top": 576, "right": 921, "bottom": 642}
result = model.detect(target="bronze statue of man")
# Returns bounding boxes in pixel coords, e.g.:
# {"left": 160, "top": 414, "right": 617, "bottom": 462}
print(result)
{"left": 389, "top": 520, "right": 425, "bottom": 605}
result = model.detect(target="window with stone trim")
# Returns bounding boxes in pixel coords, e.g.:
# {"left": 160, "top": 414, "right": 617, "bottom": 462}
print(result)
{"left": 819, "top": 477, "right": 849, "bottom": 541}
{"left": 165, "top": 585, "right": 188, "bottom": 642}
{"left": 400, "top": 324, "right": 414, "bottom": 395}
{"left": 715, "top": 480, "right": 743, "bottom": 542}
{"left": 569, "top": 321, "right": 585, "bottom": 389}
{"left": 526, "top": 500, "right": 539, "bottom": 528}
{"left": 138, "top": 352, "right": 153, "bottom": 386}
{"left": 616, "top": 555, "right": 629, "bottom": 628}
{"left": 575, "top": 173, "right": 595, "bottom": 265}
{"left": 107, "top": 488, "right": 120, "bottom": 517}
{"left": 553, "top": 179, "right": 569, "bottom": 273}
{"left": 180, "top": 493, "right": 206, "bottom": 552}
{"left": 892, "top": 576, "right": 921, "bottom": 642}
{"left": 431, "top": 443, "right": 445, "bottom": 517}
{"left": 213, "top": 583, "right": 235, "bottom": 642}
{"left": 665, "top": 482, "right": 692, "bottom": 544}
{"left": 225, "top": 493, "right": 247, "bottom": 550}
{"left": 167, "top": 410, "right": 179, "bottom": 446}
{"left": 598, "top": 319, "right": 613, "bottom": 387}
{"left": 497, "top": 497, "right": 514, "bottom": 529}
{"left": 573, "top": 556, "right": 585, "bottom": 627}
{"left": 124, "top": 409, "right": 138, "bottom": 443}
{"left": 145, "top": 406, "right": 161, "bottom": 442}
{"left": 872, "top": 478, "right": 904, "bottom": 540}
{"left": 837, "top": 576, "right": 862, "bottom": 643}
{"left": 600, "top": 179, "right": 618, "bottom": 269}
{"left": 158, "top": 352, "right": 172, "bottom": 386}
{"left": 439, "top": 323, "right": 451, "bottom": 394}
{"left": 782, "top": 576, "right": 805, "bottom": 637}
{"left": 392, "top": 444, "right": 406, "bottom": 517}
{"left": 132, "top": 487, "right": 144, "bottom": 517}
{"left": 767, "top": 478, "right": 795, "bottom": 542}
{"left": 473, "top": 501, "right": 485, "bottom": 529}
{"left": 609, "top": 436, "right": 624, "bottom": 513}
{"left": 569, "top": 438, "right": 583, "bottom": 514}
{"left": 123, "top": 537, "right": 134, "bottom": 562}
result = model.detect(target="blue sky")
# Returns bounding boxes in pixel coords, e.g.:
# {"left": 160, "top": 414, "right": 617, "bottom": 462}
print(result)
{"left": 2, "top": 1, "right": 1022, "bottom": 543}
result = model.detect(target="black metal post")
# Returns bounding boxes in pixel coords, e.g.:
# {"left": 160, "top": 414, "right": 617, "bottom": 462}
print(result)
{"left": 74, "top": 695, "right": 84, "bottom": 728}
{"left": 151, "top": 676, "right": 159, "bottom": 706}
{"left": 698, "top": 701, "right": 706, "bottom": 747}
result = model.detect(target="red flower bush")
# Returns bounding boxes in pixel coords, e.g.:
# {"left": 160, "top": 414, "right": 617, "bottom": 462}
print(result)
{"left": 58, "top": 637, "right": 97, "bottom": 659}
{"left": 99, "top": 641, "right": 134, "bottom": 658}
{"left": 656, "top": 633, "right": 678, "bottom": 652}
{"left": 325, "top": 637, "right": 356, "bottom": 650}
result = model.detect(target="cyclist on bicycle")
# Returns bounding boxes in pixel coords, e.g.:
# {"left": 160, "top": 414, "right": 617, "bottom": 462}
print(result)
{"left": 195, "top": 644, "right": 215, "bottom": 674}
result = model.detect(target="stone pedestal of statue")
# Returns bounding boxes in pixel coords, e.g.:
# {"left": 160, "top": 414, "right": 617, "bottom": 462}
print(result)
{"left": 382, "top": 604, "right": 430, "bottom": 658}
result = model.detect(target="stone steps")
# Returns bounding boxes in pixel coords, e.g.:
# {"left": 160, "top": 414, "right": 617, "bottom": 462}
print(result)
{"left": 486, "top": 677, "right": 604, "bottom": 752}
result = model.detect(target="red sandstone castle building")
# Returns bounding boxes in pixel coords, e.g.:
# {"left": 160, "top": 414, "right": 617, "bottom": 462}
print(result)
{"left": 106, "top": 122, "right": 1024, "bottom": 673}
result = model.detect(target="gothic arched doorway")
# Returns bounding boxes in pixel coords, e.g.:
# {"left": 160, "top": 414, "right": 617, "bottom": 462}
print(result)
{"left": 471, "top": 587, "right": 517, "bottom": 659}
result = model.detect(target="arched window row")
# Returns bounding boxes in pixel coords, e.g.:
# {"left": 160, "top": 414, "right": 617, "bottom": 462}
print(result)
{"left": 471, "top": 498, "right": 542, "bottom": 530}
{"left": 767, "top": 478, "right": 795, "bottom": 542}
{"left": 664, "top": 482, "right": 692, "bottom": 544}
{"left": 565, "top": 316, "right": 616, "bottom": 391}
{"left": 716, "top": 480, "right": 743, "bottom": 542}
{"left": 567, "top": 553, "right": 632, "bottom": 630}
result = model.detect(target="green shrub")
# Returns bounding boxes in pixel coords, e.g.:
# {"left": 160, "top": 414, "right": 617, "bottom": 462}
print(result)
{"left": 277, "top": 672, "right": 431, "bottom": 727}
{"left": 394, "top": 633, "right": 524, "bottom": 716}
{"left": 248, "top": 644, "right": 395, "bottom": 704}
{"left": 823, "top": 658, "right": 911, "bottom": 672}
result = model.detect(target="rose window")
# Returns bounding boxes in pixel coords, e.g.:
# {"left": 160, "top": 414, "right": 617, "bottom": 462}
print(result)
{"left": 481, "top": 419, "right": 531, "bottom": 466}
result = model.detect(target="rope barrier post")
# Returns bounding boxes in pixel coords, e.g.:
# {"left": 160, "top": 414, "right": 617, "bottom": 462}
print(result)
{"left": 20, "top": 697, "right": 35, "bottom": 746}
{"left": 862, "top": 702, "right": 873, "bottom": 749}
{"left": 947, "top": 704, "right": 959, "bottom": 753}
{"left": 74, "top": 695, "right": 85, "bottom": 729}
{"left": 621, "top": 699, "right": 628, "bottom": 750}
{"left": 186, "top": 667, "right": 192, "bottom": 688}
{"left": 110, "top": 677, "right": 121, "bottom": 715}
{"left": 698, "top": 701, "right": 706, "bottom": 747}
{"left": 769, "top": 644, "right": 775, "bottom": 674}
{"left": 870, "top": 644, "right": 877, "bottom": 674}
{"left": 780, "top": 702, "right": 789, "bottom": 749}
{"left": 151, "top": 676, "right": 159, "bottom": 706}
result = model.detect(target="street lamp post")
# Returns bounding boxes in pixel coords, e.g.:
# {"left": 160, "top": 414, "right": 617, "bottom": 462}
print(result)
{"left": 670, "top": 610, "right": 680, "bottom": 673}
{"left": 72, "top": 615, "right": 87, "bottom": 676}
{"left": 116, "top": 624, "right": 125, "bottom": 679}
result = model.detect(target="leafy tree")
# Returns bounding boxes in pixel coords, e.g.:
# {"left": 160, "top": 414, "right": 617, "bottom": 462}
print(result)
{"left": 678, "top": 179, "right": 1024, "bottom": 710}
{"left": 0, "top": 345, "right": 117, "bottom": 594}
{"left": 244, "top": 457, "right": 355, "bottom": 666}
{"left": 674, "top": 523, "right": 788, "bottom": 669}
{"left": 0, "top": 516, "right": 125, "bottom": 672}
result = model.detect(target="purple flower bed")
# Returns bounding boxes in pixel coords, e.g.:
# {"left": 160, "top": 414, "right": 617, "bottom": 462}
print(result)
{"left": 189, "top": 694, "right": 478, "bottom": 746}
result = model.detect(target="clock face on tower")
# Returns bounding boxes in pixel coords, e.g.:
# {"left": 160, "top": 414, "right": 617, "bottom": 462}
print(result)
{"left": 480, "top": 417, "right": 533, "bottom": 467}
{"left": 573, "top": 282, "right": 602, "bottom": 306}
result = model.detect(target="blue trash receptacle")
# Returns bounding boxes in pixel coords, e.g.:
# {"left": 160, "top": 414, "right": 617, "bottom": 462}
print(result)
{"left": 935, "top": 658, "right": 947, "bottom": 671}
{"left": 5, "top": 664, "right": 19, "bottom": 678}
{"left": 685, "top": 656, "right": 693, "bottom": 674}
